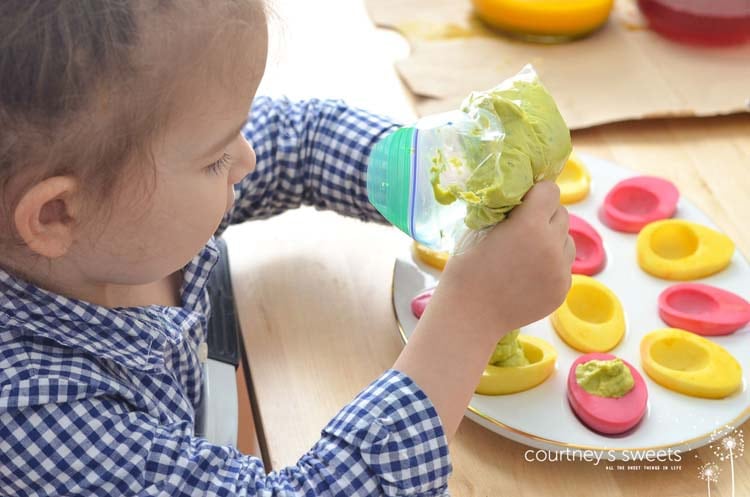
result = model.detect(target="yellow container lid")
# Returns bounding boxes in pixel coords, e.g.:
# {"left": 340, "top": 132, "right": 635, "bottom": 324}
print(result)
{"left": 472, "top": 0, "right": 615, "bottom": 41}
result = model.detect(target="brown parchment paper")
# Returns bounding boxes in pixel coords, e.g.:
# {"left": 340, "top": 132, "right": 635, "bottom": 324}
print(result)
{"left": 365, "top": 0, "right": 750, "bottom": 129}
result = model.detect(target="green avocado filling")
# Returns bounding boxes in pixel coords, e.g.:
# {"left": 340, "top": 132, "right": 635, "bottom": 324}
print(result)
{"left": 489, "top": 329, "right": 529, "bottom": 367}
{"left": 575, "top": 358, "right": 635, "bottom": 398}
{"left": 430, "top": 66, "right": 572, "bottom": 230}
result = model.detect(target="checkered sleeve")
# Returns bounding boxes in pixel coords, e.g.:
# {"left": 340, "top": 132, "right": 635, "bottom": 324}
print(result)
{"left": 216, "top": 96, "right": 398, "bottom": 235}
{"left": 0, "top": 370, "right": 451, "bottom": 497}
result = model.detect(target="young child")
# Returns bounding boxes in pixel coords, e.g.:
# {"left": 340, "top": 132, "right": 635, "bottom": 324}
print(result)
{"left": 0, "top": 1, "right": 574, "bottom": 496}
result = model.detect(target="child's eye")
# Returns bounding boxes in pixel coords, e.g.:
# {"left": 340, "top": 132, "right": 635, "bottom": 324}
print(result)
{"left": 205, "top": 153, "right": 232, "bottom": 175}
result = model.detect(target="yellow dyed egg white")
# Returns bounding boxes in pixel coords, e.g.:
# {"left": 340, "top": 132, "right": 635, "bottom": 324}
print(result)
{"left": 637, "top": 220, "right": 734, "bottom": 280}
{"left": 550, "top": 275, "right": 625, "bottom": 352}
{"left": 413, "top": 242, "right": 449, "bottom": 271}
{"left": 556, "top": 153, "right": 591, "bottom": 204}
{"left": 476, "top": 335, "right": 557, "bottom": 395}
{"left": 640, "top": 328, "right": 742, "bottom": 399}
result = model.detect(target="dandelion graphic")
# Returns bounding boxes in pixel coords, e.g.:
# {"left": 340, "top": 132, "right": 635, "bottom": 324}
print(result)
{"left": 698, "top": 462, "right": 721, "bottom": 497}
{"left": 708, "top": 426, "right": 745, "bottom": 497}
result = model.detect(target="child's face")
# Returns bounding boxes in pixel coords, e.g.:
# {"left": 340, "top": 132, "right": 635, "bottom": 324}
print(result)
{"left": 67, "top": 3, "right": 268, "bottom": 288}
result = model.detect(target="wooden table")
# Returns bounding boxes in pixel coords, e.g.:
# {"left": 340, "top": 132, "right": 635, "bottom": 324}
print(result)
{"left": 223, "top": 1, "right": 750, "bottom": 495}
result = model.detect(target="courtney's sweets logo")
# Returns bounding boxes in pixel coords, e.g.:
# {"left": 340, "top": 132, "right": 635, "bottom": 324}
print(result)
{"left": 695, "top": 425, "right": 745, "bottom": 497}
{"left": 523, "top": 448, "right": 682, "bottom": 466}
{"left": 522, "top": 424, "right": 746, "bottom": 496}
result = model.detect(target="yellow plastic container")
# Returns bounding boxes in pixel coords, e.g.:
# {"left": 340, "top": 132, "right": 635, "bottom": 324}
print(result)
{"left": 472, "top": 0, "right": 615, "bottom": 42}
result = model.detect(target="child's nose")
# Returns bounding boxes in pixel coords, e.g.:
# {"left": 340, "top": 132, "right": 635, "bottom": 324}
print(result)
{"left": 229, "top": 136, "right": 257, "bottom": 185}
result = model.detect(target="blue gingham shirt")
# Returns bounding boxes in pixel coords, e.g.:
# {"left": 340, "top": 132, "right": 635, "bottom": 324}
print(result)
{"left": 0, "top": 97, "right": 452, "bottom": 497}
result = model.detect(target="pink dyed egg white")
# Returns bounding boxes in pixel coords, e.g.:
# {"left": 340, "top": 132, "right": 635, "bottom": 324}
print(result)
{"left": 599, "top": 176, "right": 679, "bottom": 233}
{"left": 410, "top": 288, "right": 435, "bottom": 319}
{"left": 569, "top": 214, "right": 607, "bottom": 276}
{"left": 567, "top": 353, "right": 648, "bottom": 435}
{"left": 658, "top": 283, "right": 750, "bottom": 336}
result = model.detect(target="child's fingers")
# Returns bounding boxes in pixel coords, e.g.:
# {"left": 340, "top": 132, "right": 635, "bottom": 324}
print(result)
{"left": 564, "top": 234, "right": 576, "bottom": 265}
{"left": 515, "top": 181, "right": 561, "bottom": 220}
{"left": 550, "top": 205, "right": 569, "bottom": 239}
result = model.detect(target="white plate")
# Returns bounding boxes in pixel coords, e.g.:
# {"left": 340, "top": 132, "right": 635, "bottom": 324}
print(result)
{"left": 391, "top": 153, "right": 750, "bottom": 459}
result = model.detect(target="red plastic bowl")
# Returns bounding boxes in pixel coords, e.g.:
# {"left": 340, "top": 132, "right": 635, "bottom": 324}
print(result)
{"left": 638, "top": 0, "right": 750, "bottom": 46}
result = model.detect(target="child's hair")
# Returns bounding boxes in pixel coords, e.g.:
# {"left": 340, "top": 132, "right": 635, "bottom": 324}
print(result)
{"left": 0, "top": 0, "right": 264, "bottom": 248}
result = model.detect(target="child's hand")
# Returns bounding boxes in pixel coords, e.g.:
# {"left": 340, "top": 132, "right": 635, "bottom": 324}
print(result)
{"left": 438, "top": 180, "right": 574, "bottom": 340}
{"left": 393, "top": 181, "right": 573, "bottom": 443}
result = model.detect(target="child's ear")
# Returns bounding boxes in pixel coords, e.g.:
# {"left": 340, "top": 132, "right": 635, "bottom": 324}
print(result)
{"left": 14, "top": 176, "right": 80, "bottom": 259}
